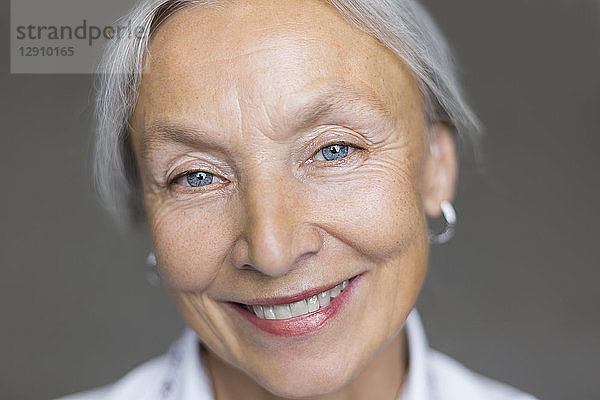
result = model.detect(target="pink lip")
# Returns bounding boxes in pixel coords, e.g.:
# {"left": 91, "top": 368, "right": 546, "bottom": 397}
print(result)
{"left": 227, "top": 274, "right": 362, "bottom": 337}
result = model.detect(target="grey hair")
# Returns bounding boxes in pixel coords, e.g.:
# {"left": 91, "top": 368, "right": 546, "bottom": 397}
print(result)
{"left": 94, "top": 0, "right": 480, "bottom": 226}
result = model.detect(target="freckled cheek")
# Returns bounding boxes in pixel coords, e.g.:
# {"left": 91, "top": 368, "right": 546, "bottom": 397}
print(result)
{"left": 149, "top": 206, "right": 233, "bottom": 292}
{"left": 316, "top": 175, "right": 424, "bottom": 258}
{"left": 362, "top": 188, "right": 422, "bottom": 252}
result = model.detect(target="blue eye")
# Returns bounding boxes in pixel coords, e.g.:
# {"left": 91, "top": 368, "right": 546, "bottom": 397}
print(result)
{"left": 185, "top": 171, "right": 214, "bottom": 187}
{"left": 319, "top": 144, "right": 350, "bottom": 161}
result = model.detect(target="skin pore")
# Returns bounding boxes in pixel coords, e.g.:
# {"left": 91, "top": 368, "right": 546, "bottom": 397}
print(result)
{"left": 129, "top": 0, "right": 457, "bottom": 399}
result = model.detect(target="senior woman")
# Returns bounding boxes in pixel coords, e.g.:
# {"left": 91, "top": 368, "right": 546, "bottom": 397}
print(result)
{"left": 60, "top": 0, "right": 537, "bottom": 399}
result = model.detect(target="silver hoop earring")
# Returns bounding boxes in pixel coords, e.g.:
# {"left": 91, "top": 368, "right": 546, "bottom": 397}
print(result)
{"left": 145, "top": 252, "right": 160, "bottom": 286}
{"left": 428, "top": 200, "right": 456, "bottom": 245}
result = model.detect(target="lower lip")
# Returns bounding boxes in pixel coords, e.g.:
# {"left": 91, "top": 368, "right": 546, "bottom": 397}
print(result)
{"left": 228, "top": 274, "right": 363, "bottom": 337}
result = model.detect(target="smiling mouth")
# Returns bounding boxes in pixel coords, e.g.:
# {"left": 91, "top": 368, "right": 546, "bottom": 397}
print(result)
{"left": 241, "top": 279, "right": 350, "bottom": 320}
{"left": 229, "top": 274, "right": 362, "bottom": 336}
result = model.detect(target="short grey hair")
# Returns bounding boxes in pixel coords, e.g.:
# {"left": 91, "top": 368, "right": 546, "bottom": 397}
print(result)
{"left": 94, "top": 0, "right": 480, "bottom": 225}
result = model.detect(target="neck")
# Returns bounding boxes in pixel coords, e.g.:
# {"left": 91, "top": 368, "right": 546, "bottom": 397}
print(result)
{"left": 204, "top": 329, "right": 409, "bottom": 400}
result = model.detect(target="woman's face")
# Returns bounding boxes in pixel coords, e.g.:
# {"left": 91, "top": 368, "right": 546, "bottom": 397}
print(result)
{"left": 130, "top": 0, "right": 454, "bottom": 397}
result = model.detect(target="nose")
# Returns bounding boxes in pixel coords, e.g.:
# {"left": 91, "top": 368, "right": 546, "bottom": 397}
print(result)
{"left": 231, "top": 174, "right": 323, "bottom": 277}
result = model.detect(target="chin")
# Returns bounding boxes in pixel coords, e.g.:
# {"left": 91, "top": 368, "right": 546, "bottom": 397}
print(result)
{"left": 257, "top": 368, "right": 354, "bottom": 399}
{"left": 245, "top": 348, "right": 361, "bottom": 399}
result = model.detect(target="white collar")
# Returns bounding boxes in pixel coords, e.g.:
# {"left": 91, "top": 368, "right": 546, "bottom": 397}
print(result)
{"left": 400, "top": 309, "right": 433, "bottom": 400}
{"left": 161, "top": 308, "right": 431, "bottom": 400}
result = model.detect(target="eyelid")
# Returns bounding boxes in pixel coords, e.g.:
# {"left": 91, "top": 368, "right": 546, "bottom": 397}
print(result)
{"left": 310, "top": 125, "right": 373, "bottom": 146}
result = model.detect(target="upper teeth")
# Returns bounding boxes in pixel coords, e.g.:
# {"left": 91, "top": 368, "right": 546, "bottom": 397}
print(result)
{"left": 248, "top": 279, "right": 349, "bottom": 320}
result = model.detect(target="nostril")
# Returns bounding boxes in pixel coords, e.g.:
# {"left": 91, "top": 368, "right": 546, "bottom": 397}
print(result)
{"left": 237, "top": 263, "right": 256, "bottom": 271}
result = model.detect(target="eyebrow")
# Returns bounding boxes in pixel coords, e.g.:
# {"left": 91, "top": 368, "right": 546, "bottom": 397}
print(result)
{"left": 142, "top": 124, "right": 219, "bottom": 159}
{"left": 289, "top": 83, "right": 393, "bottom": 131}
{"left": 141, "top": 82, "right": 393, "bottom": 160}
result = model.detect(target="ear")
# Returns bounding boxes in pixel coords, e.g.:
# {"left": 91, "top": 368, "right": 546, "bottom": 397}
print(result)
{"left": 422, "top": 123, "right": 458, "bottom": 218}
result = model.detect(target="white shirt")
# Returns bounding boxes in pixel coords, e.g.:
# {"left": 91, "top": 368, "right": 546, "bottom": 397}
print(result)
{"left": 57, "top": 310, "right": 538, "bottom": 400}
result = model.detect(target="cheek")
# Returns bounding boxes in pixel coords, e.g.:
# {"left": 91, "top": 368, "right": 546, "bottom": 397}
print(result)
{"left": 148, "top": 203, "right": 235, "bottom": 291}
{"left": 310, "top": 161, "right": 426, "bottom": 260}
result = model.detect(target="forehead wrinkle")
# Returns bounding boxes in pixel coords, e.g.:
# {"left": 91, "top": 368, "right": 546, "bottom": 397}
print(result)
{"left": 194, "top": 44, "right": 283, "bottom": 69}
{"left": 139, "top": 79, "right": 401, "bottom": 160}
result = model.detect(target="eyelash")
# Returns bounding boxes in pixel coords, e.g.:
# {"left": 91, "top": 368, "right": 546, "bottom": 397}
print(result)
{"left": 169, "top": 141, "right": 364, "bottom": 189}
{"left": 312, "top": 141, "right": 364, "bottom": 162}
{"left": 169, "top": 170, "right": 221, "bottom": 188}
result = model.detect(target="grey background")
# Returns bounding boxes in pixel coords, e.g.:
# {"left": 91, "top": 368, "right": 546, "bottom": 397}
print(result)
{"left": 1, "top": 1, "right": 599, "bottom": 399}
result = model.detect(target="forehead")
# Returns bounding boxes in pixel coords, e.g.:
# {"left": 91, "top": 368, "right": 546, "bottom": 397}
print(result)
{"left": 147, "top": 0, "right": 393, "bottom": 74}
{"left": 133, "top": 0, "right": 422, "bottom": 142}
